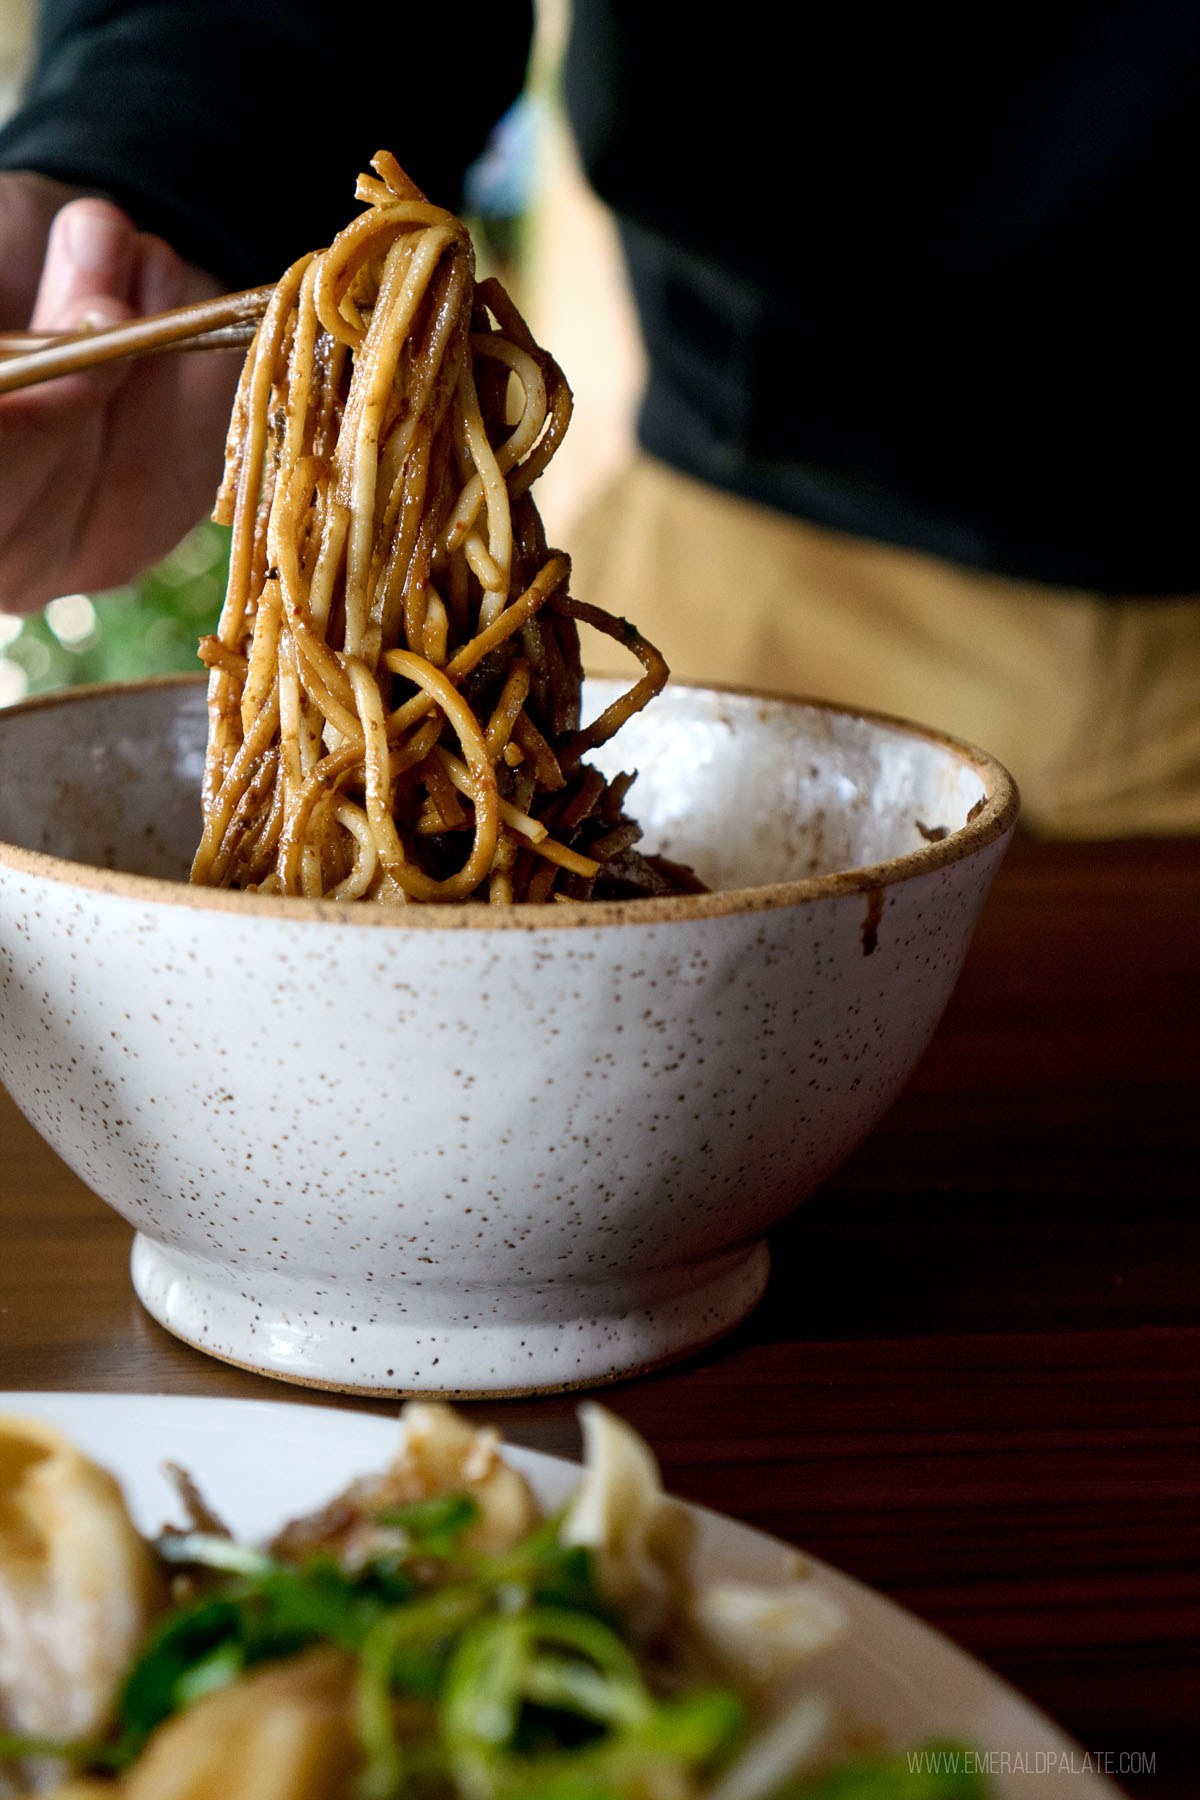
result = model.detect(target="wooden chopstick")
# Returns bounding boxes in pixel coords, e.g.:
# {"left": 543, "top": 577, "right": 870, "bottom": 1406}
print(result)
{"left": 0, "top": 321, "right": 257, "bottom": 356}
{"left": 0, "top": 283, "right": 275, "bottom": 395}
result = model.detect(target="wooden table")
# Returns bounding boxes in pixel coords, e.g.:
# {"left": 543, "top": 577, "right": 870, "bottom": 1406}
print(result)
{"left": 2, "top": 834, "right": 1197, "bottom": 1796}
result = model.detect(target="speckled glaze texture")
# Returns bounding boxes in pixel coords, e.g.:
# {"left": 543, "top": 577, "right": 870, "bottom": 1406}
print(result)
{"left": 0, "top": 679, "right": 1018, "bottom": 1394}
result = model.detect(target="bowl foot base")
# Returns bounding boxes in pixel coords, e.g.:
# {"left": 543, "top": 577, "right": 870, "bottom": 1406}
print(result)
{"left": 129, "top": 1236, "right": 771, "bottom": 1396}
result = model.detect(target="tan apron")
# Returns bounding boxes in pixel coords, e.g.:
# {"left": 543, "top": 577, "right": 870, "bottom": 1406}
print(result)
{"left": 570, "top": 454, "right": 1200, "bottom": 838}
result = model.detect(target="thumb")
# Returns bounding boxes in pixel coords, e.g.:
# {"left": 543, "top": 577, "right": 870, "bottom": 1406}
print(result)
{"left": 29, "top": 197, "right": 139, "bottom": 331}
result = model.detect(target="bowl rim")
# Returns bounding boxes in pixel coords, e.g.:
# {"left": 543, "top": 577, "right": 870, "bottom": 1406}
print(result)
{"left": 0, "top": 674, "right": 1020, "bottom": 930}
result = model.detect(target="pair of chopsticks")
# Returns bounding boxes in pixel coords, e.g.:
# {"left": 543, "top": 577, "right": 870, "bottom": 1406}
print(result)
{"left": 0, "top": 284, "right": 274, "bottom": 395}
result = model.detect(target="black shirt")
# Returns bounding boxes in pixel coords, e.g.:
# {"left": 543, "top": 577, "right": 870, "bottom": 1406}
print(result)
{"left": 3, "top": 0, "right": 1198, "bottom": 594}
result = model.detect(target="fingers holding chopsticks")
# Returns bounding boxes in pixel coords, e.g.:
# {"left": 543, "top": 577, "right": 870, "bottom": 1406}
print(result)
{"left": 0, "top": 176, "right": 239, "bottom": 614}
{"left": 32, "top": 194, "right": 195, "bottom": 361}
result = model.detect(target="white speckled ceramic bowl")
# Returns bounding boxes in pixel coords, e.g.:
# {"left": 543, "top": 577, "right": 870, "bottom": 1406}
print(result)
{"left": 0, "top": 676, "right": 1017, "bottom": 1395}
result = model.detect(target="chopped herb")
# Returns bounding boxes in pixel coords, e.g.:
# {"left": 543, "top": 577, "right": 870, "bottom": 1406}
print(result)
{"left": 375, "top": 1491, "right": 481, "bottom": 1554}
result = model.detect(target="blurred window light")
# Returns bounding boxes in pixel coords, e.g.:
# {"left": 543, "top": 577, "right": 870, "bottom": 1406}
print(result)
{"left": 45, "top": 593, "right": 98, "bottom": 647}
{"left": 9, "top": 636, "right": 51, "bottom": 682}
{"left": 0, "top": 660, "right": 29, "bottom": 707}
{"left": 159, "top": 520, "right": 229, "bottom": 584}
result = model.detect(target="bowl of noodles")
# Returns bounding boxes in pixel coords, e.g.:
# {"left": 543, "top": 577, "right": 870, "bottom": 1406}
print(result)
{"left": 0, "top": 157, "right": 1018, "bottom": 1395}
{"left": 0, "top": 670, "right": 1016, "bottom": 1395}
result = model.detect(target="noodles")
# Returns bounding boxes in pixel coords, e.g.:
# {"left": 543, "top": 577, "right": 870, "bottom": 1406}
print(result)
{"left": 190, "top": 154, "right": 699, "bottom": 905}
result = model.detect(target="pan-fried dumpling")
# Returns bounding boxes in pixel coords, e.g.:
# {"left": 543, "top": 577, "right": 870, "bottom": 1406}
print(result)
{"left": 560, "top": 1403, "right": 694, "bottom": 1641}
{"left": 269, "top": 1402, "right": 539, "bottom": 1566}
{"left": 0, "top": 1415, "right": 163, "bottom": 1746}
{"left": 689, "top": 1578, "right": 846, "bottom": 1686}
{"left": 120, "top": 1646, "right": 358, "bottom": 1800}
{"left": 562, "top": 1407, "right": 845, "bottom": 1686}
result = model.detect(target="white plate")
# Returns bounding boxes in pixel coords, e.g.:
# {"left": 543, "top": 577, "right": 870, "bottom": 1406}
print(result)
{"left": 0, "top": 1393, "right": 1122, "bottom": 1800}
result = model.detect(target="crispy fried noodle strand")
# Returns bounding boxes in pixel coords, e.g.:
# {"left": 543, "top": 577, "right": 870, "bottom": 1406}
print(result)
{"left": 191, "top": 154, "right": 695, "bottom": 905}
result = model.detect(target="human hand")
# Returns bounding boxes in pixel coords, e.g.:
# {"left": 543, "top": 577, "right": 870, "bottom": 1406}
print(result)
{"left": 0, "top": 174, "right": 241, "bottom": 614}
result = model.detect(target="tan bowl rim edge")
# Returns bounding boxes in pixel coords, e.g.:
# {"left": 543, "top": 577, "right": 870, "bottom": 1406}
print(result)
{"left": 0, "top": 673, "right": 1021, "bottom": 930}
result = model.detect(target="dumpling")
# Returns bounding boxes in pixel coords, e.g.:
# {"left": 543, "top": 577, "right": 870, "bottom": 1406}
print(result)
{"left": 0, "top": 1416, "right": 163, "bottom": 1744}
{"left": 560, "top": 1403, "right": 695, "bottom": 1642}
{"left": 269, "top": 1402, "right": 539, "bottom": 1566}
{"left": 689, "top": 1579, "right": 846, "bottom": 1686}
{"left": 120, "top": 1646, "right": 358, "bottom": 1800}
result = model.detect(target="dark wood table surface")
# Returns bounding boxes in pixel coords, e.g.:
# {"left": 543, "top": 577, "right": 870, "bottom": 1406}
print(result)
{"left": 2, "top": 833, "right": 1197, "bottom": 1797}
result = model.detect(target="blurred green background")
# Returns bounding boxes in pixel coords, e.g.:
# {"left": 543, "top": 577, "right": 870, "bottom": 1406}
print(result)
{"left": 0, "top": 520, "right": 230, "bottom": 706}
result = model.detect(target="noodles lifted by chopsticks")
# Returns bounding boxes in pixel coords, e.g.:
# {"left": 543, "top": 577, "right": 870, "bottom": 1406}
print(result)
{"left": 190, "top": 153, "right": 699, "bottom": 905}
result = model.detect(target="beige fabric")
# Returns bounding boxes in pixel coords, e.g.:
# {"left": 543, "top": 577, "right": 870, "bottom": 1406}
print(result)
{"left": 568, "top": 454, "right": 1200, "bottom": 837}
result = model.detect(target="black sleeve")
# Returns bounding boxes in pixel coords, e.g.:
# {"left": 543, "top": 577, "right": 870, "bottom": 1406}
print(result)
{"left": 0, "top": 0, "right": 534, "bottom": 288}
